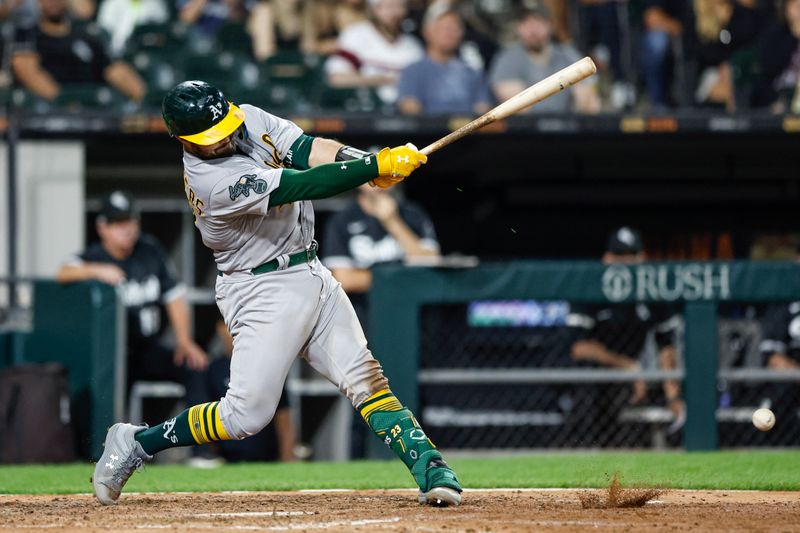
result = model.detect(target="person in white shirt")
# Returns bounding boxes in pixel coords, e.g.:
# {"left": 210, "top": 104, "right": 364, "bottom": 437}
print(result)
{"left": 325, "top": 0, "right": 423, "bottom": 103}
{"left": 97, "top": 0, "right": 169, "bottom": 56}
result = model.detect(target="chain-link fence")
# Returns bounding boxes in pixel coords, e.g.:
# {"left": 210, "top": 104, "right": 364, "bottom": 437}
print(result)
{"left": 415, "top": 300, "right": 800, "bottom": 450}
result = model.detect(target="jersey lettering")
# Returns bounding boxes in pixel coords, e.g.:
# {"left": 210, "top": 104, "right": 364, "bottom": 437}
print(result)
{"left": 260, "top": 134, "right": 283, "bottom": 169}
{"left": 183, "top": 174, "right": 204, "bottom": 219}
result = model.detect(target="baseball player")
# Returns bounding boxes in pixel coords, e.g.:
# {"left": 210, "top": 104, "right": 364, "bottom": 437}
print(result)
{"left": 92, "top": 80, "right": 462, "bottom": 507}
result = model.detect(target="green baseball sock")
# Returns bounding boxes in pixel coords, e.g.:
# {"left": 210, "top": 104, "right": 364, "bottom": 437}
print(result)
{"left": 134, "top": 401, "right": 232, "bottom": 455}
{"left": 358, "top": 389, "right": 438, "bottom": 482}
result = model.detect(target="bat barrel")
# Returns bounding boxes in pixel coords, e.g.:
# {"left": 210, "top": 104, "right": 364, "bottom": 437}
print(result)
{"left": 420, "top": 57, "right": 597, "bottom": 157}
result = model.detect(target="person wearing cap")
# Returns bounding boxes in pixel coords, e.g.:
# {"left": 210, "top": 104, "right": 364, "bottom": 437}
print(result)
{"left": 488, "top": 4, "right": 600, "bottom": 114}
{"left": 325, "top": 0, "right": 424, "bottom": 104}
{"left": 396, "top": 5, "right": 492, "bottom": 115}
{"left": 56, "top": 191, "right": 209, "bottom": 413}
{"left": 563, "top": 227, "right": 683, "bottom": 446}
{"left": 90, "top": 79, "right": 462, "bottom": 508}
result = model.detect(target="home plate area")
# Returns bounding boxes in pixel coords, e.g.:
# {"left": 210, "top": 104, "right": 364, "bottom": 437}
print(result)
{"left": 1, "top": 489, "right": 799, "bottom": 532}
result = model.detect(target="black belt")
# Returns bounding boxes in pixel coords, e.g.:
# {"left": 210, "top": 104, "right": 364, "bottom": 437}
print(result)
{"left": 219, "top": 243, "right": 317, "bottom": 277}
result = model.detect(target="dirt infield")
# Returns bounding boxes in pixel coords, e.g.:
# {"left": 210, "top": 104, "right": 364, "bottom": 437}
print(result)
{"left": 1, "top": 489, "right": 798, "bottom": 532}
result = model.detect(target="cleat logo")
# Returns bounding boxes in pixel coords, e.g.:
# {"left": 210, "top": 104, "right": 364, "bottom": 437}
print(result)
{"left": 105, "top": 453, "right": 119, "bottom": 469}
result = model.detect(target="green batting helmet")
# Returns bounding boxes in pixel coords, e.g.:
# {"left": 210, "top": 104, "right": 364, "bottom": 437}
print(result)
{"left": 162, "top": 81, "right": 245, "bottom": 146}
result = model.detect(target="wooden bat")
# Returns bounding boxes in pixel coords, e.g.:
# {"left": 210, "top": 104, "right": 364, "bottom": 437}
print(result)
{"left": 419, "top": 56, "right": 597, "bottom": 156}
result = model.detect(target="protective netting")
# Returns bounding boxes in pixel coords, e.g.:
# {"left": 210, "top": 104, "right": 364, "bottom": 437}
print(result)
{"left": 417, "top": 301, "right": 800, "bottom": 450}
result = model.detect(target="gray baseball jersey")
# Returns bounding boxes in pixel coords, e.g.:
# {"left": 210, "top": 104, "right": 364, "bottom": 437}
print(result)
{"left": 182, "top": 104, "right": 312, "bottom": 273}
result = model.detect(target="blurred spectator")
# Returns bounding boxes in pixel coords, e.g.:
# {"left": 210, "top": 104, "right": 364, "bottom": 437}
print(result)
{"left": 0, "top": 0, "right": 94, "bottom": 27}
{"left": 323, "top": 184, "right": 438, "bottom": 458}
{"left": 325, "top": 0, "right": 424, "bottom": 104}
{"left": 578, "top": 0, "right": 634, "bottom": 110}
{"left": 689, "top": 0, "right": 763, "bottom": 111}
{"left": 179, "top": 0, "right": 267, "bottom": 59}
{"left": 324, "top": 185, "right": 438, "bottom": 331}
{"left": 489, "top": 5, "right": 600, "bottom": 114}
{"left": 422, "top": 0, "right": 500, "bottom": 72}
{"left": 55, "top": 191, "right": 209, "bottom": 416}
{"left": 301, "top": 0, "right": 365, "bottom": 56}
{"left": 565, "top": 227, "right": 683, "bottom": 444}
{"left": 204, "top": 316, "right": 297, "bottom": 462}
{"left": 751, "top": 0, "right": 800, "bottom": 111}
{"left": 249, "top": 0, "right": 302, "bottom": 61}
{"left": 542, "top": 0, "right": 572, "bottom": 43}
{"left": 397, "top": 5, "right": 492, "bottom": 115}
{"left": 641, "top": 0, "right": 687, "bottom": 108}
{"left": 757, "top": 242, "right": 800, "bottom": 443}
{"left": 96, "top": 0, "right": 169, "bottom": 56}
{"left": 11, "top": 0, "right": 146, "bottom": 103}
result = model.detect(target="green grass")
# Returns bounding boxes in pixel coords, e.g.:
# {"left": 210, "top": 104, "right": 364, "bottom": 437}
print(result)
{"left": 1, "top": 451, "right": 799, "bottom": 495}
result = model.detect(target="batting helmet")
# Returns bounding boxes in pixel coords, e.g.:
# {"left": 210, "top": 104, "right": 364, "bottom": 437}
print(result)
{"left": 162, "top": 81, "right": 245, "bottom": 146}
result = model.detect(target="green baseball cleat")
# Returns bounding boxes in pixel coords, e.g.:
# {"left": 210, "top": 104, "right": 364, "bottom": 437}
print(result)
{"left": 412, "top": 450, "right": 463, "bottom": 507}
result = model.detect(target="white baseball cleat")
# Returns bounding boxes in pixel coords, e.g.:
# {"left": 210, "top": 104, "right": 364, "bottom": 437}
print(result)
{"left": 418, "top": 486, "right": 462, "bottom": 507}
{"left": 91, "top": 423, "right": 152, "bottom": 505}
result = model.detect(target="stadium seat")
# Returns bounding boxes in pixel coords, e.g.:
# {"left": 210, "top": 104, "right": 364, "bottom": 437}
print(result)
{"left": 214, "top": 21, "right": 252, "bottom": 56}
{"left": 317, "top": 86, "right": 382, "bottom": 113}
{"left": 128, "top": 380, "right": 186, "bottom": 425}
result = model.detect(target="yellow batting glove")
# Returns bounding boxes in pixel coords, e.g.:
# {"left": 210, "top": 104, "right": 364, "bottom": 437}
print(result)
{"left": 376, "top": 143, "right": 427, "bottom": 184}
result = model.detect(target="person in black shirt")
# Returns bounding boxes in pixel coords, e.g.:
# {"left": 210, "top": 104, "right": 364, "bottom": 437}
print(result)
{"left": 11, "top": 0, "right": 145, "bottom": 104}
{"left": 564, "top": 227, "right": 682, "bottom": 445}
{"left": 641, "top": 0, "right": 688, "bottom": 108}
{"left": 758, "top": 297, "right": 800, "bottom": 443}
{"left": 323, "top": 184, "right": 438, "bottom": 458}
{"left": 751, "top": 0, "right": 800, "bottom": 110}
{"left": 322, "top": 184, "right": 439, "bottom": 327}
{"left": 56, "top": 191, "right": 208, "bottom": 415}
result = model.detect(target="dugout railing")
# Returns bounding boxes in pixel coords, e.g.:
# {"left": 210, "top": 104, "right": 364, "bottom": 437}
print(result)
{"left": 368, "top": 261, "right": 800, "bottom": 456}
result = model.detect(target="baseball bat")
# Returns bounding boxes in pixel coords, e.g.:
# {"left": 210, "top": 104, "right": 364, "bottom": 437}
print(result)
{"left": 419, "top": 56, "right": 597, "bottom": 156}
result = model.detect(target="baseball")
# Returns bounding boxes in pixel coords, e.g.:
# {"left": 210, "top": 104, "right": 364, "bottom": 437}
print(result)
{"left": 752, "top": 408, "right": 775, "bottom": 431}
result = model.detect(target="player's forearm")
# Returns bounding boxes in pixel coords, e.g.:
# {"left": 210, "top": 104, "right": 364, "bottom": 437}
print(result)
{"left": 328, "top": 72, "right": 395, "bottom": 88}
{"left": 381, "top": 215, "right": 438, "bottom": 258}
{"left": 12, "top": 59, "right": 59, "bottom": 100}
{"left": 572, "top": 340, "right": 636, "bottom": 369}
{"left": 331, "top": 267, "right": 372, "bottom": 293}
{"left": 269, "top": 156, "right": 377, "bottom": 206}
{"left": 105, "top": 63, "right": 146, "bottom": 102}
{"left": 308, "top": 137, "right": 344, "bottom": 167}
{"left": 56, "top": 263, "right": 101, "bottom": 283}
{"left": 767, "top": 352, "right": 800, "bottom": 369}
{"left": 165, "top": 297, "right": 193, "bottom": 345}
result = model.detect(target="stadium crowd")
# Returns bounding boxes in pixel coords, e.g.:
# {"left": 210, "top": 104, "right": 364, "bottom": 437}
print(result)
{"left": 2, "top": 0, "right": 800, "bottom": 113}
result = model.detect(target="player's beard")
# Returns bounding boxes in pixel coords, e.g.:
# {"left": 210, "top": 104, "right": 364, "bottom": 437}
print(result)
{"left": 197, "top": 136, "right": 236, "bottom": 159}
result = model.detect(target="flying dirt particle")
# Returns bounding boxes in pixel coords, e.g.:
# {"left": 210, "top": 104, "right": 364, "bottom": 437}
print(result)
{"left": 510, "top": 228, "right": 517, "bottom": 234}
{"left": 578, "top": 473, "right": 665, "bottom": 509}
{"left": 456, "top": 187, "right": 463, "bottom": 192}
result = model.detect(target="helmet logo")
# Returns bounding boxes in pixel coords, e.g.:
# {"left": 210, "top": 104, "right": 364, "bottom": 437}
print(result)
{"left": 210, "top": 102, "right": 224, "bottom": 121}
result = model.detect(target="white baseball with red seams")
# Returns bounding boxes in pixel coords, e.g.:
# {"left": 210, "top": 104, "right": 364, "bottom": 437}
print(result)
{"left": 752, "top": 408, "right": 775, "bottom": 431}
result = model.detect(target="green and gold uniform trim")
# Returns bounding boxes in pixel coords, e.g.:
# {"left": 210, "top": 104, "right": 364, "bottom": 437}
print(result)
{"left": 358, "top": 389, "right": 403, "bottom": 423}
{"left": 188, "top": 401, "right": 230, "bottom": 444}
